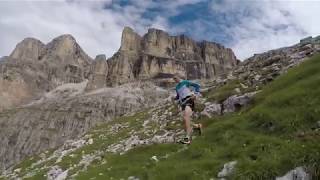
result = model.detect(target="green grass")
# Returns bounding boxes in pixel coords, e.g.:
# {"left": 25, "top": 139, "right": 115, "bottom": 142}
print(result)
{"left": 203, "top": 79, "right": 259, "bottom": 103}
{"left": 10, "top": 155, "right": 41, "bottom": 177}
{"left": 23, "top": 168, "right": 48, "bottom": 180}
{"left": 204, "top": 79, "right": 242, "bottom": 103}
{"left": 75, "top": 54, "right": 320, "bottom": 180}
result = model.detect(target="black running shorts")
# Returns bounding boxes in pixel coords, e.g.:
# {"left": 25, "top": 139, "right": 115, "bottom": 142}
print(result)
{"left": 180, "top": 96, "right": 195, "bottom": 111}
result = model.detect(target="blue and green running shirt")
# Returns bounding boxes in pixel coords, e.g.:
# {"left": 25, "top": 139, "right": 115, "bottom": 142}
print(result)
{"left": 175, "top": 80, "right": 200, "bottom": 102}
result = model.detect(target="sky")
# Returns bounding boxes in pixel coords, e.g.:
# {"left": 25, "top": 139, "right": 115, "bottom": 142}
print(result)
{"left": 0, "top": 0, "right": 319, "bottom": 60}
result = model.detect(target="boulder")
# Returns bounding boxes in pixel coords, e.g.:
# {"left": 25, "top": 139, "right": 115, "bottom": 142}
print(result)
{"left": 217, "top": 161, "right": 237, "bottom": 179}
{"left": 223, "top": 92, "right": 258, "bottom": 113}
{"left": 276, "top": 167, "right": 310, "bottom": 180}
{"left": 201, "top": 103, "right": 222, "bottom": 117}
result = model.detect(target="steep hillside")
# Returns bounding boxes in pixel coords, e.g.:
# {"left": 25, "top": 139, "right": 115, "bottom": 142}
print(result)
{"left": 0, "top": 81, "right": 169, "bottom": 172}
{"left": 3, "top": 54, "right": 320, "bottom": 180}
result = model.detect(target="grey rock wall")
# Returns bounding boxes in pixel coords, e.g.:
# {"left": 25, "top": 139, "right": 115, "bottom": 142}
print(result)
{"left": 93, "top": 27, "right": 238, "bottom": 88}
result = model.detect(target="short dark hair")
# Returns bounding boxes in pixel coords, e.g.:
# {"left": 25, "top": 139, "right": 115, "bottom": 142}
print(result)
{"left": 173, "top": 73, "right": 185, "bottom": 79}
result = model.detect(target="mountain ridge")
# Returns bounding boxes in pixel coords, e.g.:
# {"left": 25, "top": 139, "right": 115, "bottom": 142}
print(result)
{"left": 0, "top": 27, "right": 237, "bottom": 110}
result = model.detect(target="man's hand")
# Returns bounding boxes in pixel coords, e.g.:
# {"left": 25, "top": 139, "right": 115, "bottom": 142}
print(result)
{"left": 194, "top": 92, "right": 202, "bottom": 98}
{"left": 171, "top": 95, "right": 176, "bottom": 102}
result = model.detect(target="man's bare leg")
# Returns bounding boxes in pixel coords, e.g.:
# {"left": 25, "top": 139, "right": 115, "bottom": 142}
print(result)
{"left": 183, "top": 106, "right": 193, "bottom": 137}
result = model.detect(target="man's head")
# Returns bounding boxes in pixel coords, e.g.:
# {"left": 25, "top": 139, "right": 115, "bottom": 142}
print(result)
{"left": 173, "top": 73, "right": 184, "bottom": 83}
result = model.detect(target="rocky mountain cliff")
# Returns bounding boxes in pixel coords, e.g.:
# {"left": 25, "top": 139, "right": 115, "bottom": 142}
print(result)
{"left": 1, "top": 27, "right": 237, "bottom": 110}
{"left": 0, "top": 35, "right": 92, "bottom": 111}
{"left": 86, "top": 27, "right": 238, "bottom": 89}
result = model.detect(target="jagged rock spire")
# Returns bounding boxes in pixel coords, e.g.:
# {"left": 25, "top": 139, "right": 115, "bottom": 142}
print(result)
{"left": 10, "top": 38, "right": 45, "bottom": 61}
{"left": 103, "top": 26, "right": 238, "bottom": 87}
{"left": 120, "top": 26, "right": 142, "bottom": 52}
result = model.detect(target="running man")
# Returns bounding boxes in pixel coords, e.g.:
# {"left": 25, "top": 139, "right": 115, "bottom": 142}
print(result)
{"left": 173, "top": 74, "right": 202, "bottom": 144}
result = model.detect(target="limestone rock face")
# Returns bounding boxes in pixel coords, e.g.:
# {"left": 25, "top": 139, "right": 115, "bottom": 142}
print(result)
{"left": 143, "top": 28, "right": 173, "bottom": 57}
{"left": 98, "top": 27, "right": 238, "bottom": 87}
{"left": 106, "top": 52, "right": 138, "bottom": 86}
{"left": 10, "top": 38, "right": 45, "bottom": 61}
{"left": 120, "top": 27, "right": 141, "bottom": 52}
{"left": 40, "top": 34, "right": 91, "bottom": 85}
{"left": 0, "top": 35, "right": 92, "bottom": 111}
{"left": 85, "top": 55, "right": 108, "bottom": 91}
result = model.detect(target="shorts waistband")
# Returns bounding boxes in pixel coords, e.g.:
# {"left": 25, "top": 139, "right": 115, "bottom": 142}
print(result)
{"left": 180, "top": 96, "right": 192, "bottom": 105}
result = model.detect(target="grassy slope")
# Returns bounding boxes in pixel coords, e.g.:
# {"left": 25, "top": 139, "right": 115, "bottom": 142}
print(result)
{"left": 76, "top": 54, "right": 320, "bottom": 180}
{"left": 4, "top": 55, "right": 320, "bottom": 180}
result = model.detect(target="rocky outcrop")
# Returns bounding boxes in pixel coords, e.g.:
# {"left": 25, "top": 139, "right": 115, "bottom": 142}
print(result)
{"left": 199, "top": 35, "right": 320, "bottom": 118}
{"left": 201, "top": 102, "right": 222, "bottom": 118}
{"left": 37, "top": 34, "right": 91, "bottom": 84}
{"left": 222, "top": 91, "right": 258, "bottom": 113}
{"left": 120, "top": 27, "right": 142, "bottom": 52}
{"left": 276, "top": 167, "right": 310, "bottom": 180}
{"left": 85, "top": 55, "right": 108, "bottom": 91}
{"left": 92, "top": 27, "right": 238, "bottom": 88}
{"left": 10, "top": 38, "right": 45, "bottom": 61}
{"left": 229, "top": 35, "right": 320, "bottom": 90}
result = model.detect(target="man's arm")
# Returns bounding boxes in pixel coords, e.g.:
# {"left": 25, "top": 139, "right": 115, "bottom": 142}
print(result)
{"left": 187, "top": 81, "right": 200, "bottom": 93}
{"left": 175, "top": 90, "right": 179, "bottom": 100}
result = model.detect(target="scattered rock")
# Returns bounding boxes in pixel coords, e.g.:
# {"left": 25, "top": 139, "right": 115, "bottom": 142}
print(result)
{"left": 254, "top": 74, "right": 261, "bottom": 81}
{"left": 79, "top": 154, "right": 102, "bottom": 170}
{"left": 55, "top": 170, "right": 68, "bottom": 180}
{"left": 234, "top": 88, "right": 241, "bottom": 93}
{"left": 223, "top": 92, "right": 258, "bottom": 113}
{"left": 151, "top": 156, "right": 159, "bottom": 162}
{"left": 13, "top": 168, "right": 21, "bottom": 173}
{"left": 217, "top": 161, "right": 237, "bottom": 179}
{"left": 201, "top": 103, "right": 222, "bottom": 117}
{"left": 47, "top": 166, "right": 64, "bottom": 180}
{"left": 128, "top": 176, "right": 140, "bottom": 180}
{"left": 87, "top": 138, "right": 94, "bottom": 145}
{"left": 276, "top": 167, "right": 310, "bottom": 180}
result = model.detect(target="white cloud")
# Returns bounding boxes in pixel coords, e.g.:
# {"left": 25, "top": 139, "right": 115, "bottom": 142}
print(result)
{"left": 211, "top": 0, "right": 320, "bottom": 60}
{"left": 2, "top": 0, "right": 318, "bottom": 61}
{"left": 0, "top": 0, "right": 169, "bottom": 58}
